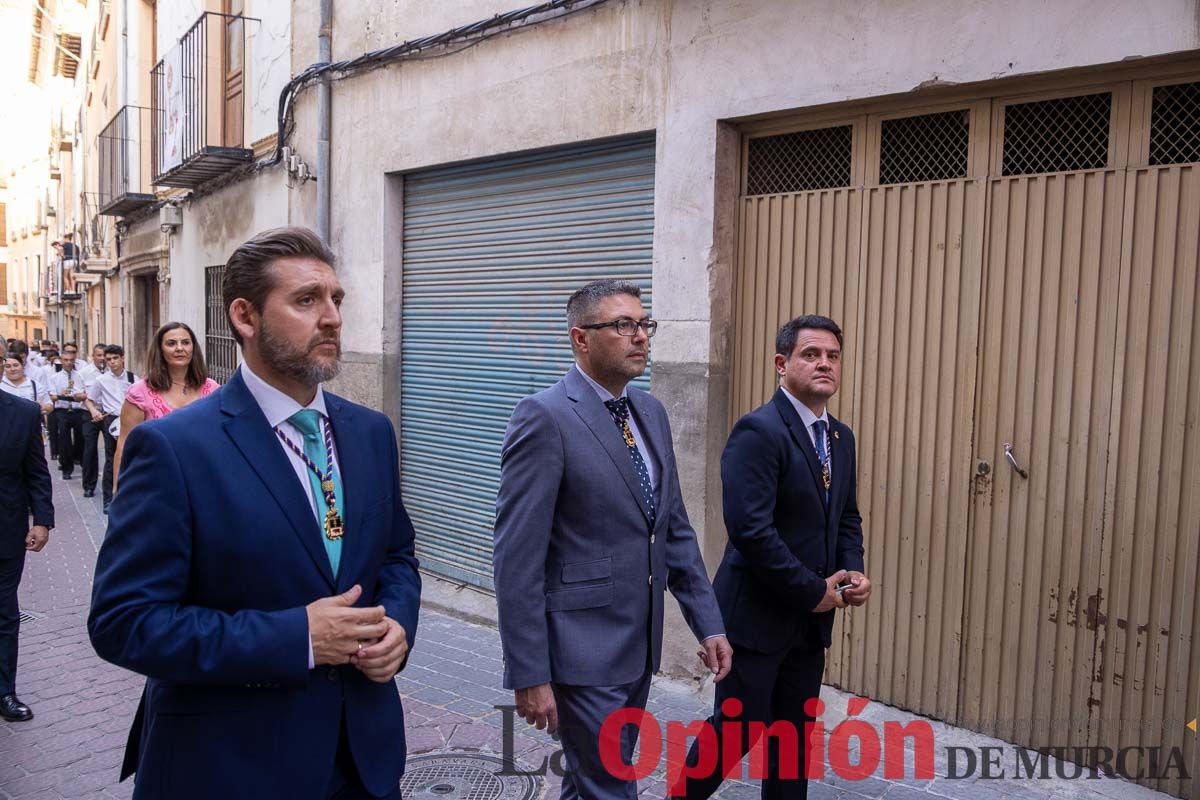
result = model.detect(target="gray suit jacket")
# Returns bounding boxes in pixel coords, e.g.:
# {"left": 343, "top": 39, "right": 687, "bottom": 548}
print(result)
{"left": 493, "top": 366, "right": 724, "bottom": 689}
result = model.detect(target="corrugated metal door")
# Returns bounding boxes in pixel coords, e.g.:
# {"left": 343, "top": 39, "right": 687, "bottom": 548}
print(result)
{"left": 846, "top": 177, "right": 986, "bottom": 720}
{"left": 400, "top": 135, "right": 655, "bottom": 589}
{"left": 963, "top": 166, "right": 1126, "bottom": 748}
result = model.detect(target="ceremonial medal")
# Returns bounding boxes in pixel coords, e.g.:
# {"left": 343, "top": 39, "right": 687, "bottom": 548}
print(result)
{"left": 621, "top": 422, "right": 636, "bottom": 448}
{"left": 822, "top": 464, "right": 832, "bottom": 491}
{"left": 324, "top": 508, "right": 345, "bottom": 541}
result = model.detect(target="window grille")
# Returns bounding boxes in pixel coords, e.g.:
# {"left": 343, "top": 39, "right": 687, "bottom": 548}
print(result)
{"left": 1149, "top": 81, "right": 1200, "bottom": 166}
{"left": 745, "top": 126, "right": 854, "bottom": 195}
{"left": 204, "top": 264, "right": 237, "bottom": 384}
{"left": 1001, "top": 93, "right": 1111, "bottom": 176}
{"left": 879, "top": 109, "right": 970, "bottom": 184}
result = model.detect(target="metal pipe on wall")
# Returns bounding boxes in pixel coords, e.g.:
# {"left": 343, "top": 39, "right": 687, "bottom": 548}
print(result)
{"left": 316, "top": 0, "right": 332, "bottom": 244}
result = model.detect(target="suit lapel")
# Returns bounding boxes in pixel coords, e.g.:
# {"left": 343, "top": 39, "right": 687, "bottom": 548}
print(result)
{"left": 772, "top": 390, "right": 828, "bottom": 519}
{"left": 220, "top": 372, "right": 335, "bottom": 588}
{"left": 828, "top": 415, "right": 850, "bottom": 515}
{"left": 324, "top": 395, "right": 364, "bottom": 592}
{"left": 564, "top": 369, "right": 655, "bottom": 527}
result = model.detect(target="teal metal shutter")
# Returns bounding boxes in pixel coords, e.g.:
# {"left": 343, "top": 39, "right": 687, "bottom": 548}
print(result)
{"left": 401, "top": 134, "right": 655, "bottom": 589}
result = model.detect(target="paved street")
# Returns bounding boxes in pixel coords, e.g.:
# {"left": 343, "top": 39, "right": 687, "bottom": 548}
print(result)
{"left": 0, "top": 467, "right": 1177, "bottom": 800}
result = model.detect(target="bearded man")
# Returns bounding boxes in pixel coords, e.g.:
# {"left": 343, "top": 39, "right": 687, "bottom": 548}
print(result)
{"left": 89, "top": 226, "right": 422, "bottom": 800}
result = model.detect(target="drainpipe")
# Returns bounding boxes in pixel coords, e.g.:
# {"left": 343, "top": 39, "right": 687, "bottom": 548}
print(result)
{"left": 119, "top": 0, "right": 128, "bottom": 107}
{"left": 316, "top": 0, "right": 332, "bottom": 244}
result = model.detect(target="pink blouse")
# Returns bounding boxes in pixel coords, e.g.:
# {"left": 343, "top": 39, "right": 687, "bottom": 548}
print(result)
{"left": 125, "top": 378, "right": 220, "bottom": 420}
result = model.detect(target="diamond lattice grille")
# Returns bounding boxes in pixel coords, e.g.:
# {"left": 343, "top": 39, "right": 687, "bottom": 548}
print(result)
{"left": 879, "top": 109, "right": 970, "bottom": 184}
{"left": 1002, "top": 93, "right": 1112, "bottom": 176}
{"left": 745, "top": 126, "right": 853, "bottom": 195}
{"left": 1150, "top": 81, "right": 1200, "bottom": 166}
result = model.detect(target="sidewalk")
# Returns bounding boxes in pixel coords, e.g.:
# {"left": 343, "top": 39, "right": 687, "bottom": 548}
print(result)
{"left": 0, "top": 469, "right": 1179, "bottom": 800}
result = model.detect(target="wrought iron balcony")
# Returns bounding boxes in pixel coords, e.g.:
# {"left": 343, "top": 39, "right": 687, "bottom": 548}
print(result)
{"left": 152, "top": 12, "right": 258, "bottom": 188}
{"left": 98, "top": 105, "right": 155, "bottom": 216}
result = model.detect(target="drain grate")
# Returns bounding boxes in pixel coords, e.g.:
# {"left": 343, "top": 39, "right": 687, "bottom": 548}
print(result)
{"left": 18, "top": 611, "right": 39, "bottom": 624}
{"left": 401, "top": 752, "right": 541, "bottom": 800}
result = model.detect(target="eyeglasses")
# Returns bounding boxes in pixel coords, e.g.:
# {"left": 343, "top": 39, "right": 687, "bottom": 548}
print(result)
{"left": 579, "top": 317, "right": 658, "bottom": 337}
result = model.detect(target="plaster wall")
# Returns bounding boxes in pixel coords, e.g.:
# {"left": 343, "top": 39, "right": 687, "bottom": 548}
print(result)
{"left": 281, "top": 0, "right": 1200, "bottom": 675}
{"left": 165, "top": 169, "right": 290, "bottom": 341}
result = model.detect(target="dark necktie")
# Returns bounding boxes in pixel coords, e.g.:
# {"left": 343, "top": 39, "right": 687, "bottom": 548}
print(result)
{"left": 813, "top": 419, "right": 831, "bottom": 505}
{"left": 603, "top": 397, "right": 656, "bottom": 526}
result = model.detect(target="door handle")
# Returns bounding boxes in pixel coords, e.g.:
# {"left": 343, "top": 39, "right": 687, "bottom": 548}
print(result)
{"left": 1002, "top": 442, "right": 1029, "bottom": 479}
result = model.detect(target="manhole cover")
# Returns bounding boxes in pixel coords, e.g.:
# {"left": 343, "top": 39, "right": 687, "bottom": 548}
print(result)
{"left": 401, "top": 752, "right": 541, "bottom": 800}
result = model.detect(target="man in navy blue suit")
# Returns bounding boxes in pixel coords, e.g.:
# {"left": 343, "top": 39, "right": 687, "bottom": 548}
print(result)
{"left": 89, "top": 226, "right": 421, "bottom": 799}
{"left": 0, "top": 391, "right": 53, "bottom": 723}
{"left": 678, "top": 315, "right": 872, "bottom": 799}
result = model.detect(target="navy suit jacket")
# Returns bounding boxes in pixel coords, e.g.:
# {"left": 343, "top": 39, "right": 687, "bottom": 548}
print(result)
{"left": 493, "top": 367, "right": 724, "bottom": 690}
{"left": 713, "top": 390, "right": 865, "bottom": 653}
{"left": 0, "top": 391, "right": 53, "bottom": 556}
{"left": 88, "top": 370, "right": 421, "bottom": 799}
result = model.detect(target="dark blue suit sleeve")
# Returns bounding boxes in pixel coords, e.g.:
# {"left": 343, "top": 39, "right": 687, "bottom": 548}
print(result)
{"left": 836, "top": 428, "right": 865, "bottom": 573}
{"left": 493, "top": 396, "right": 561, "bottom": 690}
{"left": 88, "top": 423, "right": 310, "bottom": 686}
{"left": 377, "top": 418, "right": 421, "bottom": 668}
{"left": 22, "top": 403, "right": 54, "bottom": 528}
{"left": 721, "top": 415, "right": 827, "bottom": 612}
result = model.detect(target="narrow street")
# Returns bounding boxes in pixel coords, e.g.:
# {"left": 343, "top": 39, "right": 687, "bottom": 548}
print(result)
{"left": 1, "top": 470, "right": 1177, "bottom": 800}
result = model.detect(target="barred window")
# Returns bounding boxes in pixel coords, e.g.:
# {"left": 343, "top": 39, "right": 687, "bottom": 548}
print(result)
{"left": 745, "top": 125, "right": 853, "bottom": 195}
{"left": 204, "top": 264, "right": 237, "bottom": 384}
{"left": 1002, "top": 93, "right": 1112, "bottom": 176}
{"left": 879, "top": 110, "right": 970, "bottom": 184}
{"left": 1149, "top": 81, "right": 1200, "bottom": 166}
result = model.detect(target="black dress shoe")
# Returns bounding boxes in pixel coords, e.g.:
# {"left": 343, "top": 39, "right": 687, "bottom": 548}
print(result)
{"left": 83, "top": 489, "right": 95, "bottom": 498}
{"left": 0, "top": 694, "right": 32, "bottom": 722}
{"left": 61, "top": 472, "right": 73, "bottom": 480}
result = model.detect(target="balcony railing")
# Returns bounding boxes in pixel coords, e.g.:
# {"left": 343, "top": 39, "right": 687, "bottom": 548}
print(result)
{"left": 98, "top": 105, "right": 155, "bottom": 216}
{"left": 152, "top": 12, "right": 258, "bottom": 188}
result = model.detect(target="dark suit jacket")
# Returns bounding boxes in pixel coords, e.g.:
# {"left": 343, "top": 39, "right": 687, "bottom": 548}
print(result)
{"left": 713, "top": 390, "right": 865, "bottom": 654}
{"left": 0, "top": 391, "right": 54, "bottom": 555}
{"left": 493, "top": 366, "right": 724, "bottom": 689}
{"left": 88, "top": 370, "right": 421, "bottom": 799}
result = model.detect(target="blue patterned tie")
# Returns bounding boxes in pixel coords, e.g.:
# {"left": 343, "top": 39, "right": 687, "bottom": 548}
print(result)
{"left": 603, "top": 398, "right": 656, "bottom": 527}
{"left": 288, "top": 409, "right": 344, "bottom": 576}
{"left": 813, "top": 419, "right": 830, "bottom": 506}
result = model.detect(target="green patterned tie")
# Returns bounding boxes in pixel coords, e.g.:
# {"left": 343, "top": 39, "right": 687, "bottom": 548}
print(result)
{"left": 288, "top": 409, "right": 344, "bottom": 576}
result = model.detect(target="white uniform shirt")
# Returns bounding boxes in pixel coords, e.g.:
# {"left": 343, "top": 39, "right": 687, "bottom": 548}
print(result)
{"left": 87, "top": 369, "right": 137, "bottom": 415}
{"left": 1, "top": 375, "right": 50, "bottom": 406}
{"left": 48, "top": 368, "right": 87, "bottom": 410}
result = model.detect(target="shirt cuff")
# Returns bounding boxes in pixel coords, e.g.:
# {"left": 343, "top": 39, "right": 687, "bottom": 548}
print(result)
{"left": 701, "top": 633, "right": 726, "bottom": 642}
{"left": 307, "top": 635, "right": 315, "bottom": 669}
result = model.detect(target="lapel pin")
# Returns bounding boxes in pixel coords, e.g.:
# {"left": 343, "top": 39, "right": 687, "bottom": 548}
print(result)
{"left": 833, "top": 430, "right": 840, "bottom": 440}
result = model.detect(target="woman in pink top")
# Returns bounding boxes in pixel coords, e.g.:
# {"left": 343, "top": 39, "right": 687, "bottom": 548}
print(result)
{"left": 113, "top": 322, "right": 220, "bottom": 493}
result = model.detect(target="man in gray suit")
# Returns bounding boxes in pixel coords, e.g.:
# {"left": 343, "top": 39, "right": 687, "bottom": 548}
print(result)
{"left": 494, "top": 279, "right": 733, "bottom": 799}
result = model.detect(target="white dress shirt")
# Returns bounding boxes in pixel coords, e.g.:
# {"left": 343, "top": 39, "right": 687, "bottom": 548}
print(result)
{"left": 87, "top": 369, "right": 137, "bottom": 415}
{"left": 780, "top": 386, "right": 832, "bottom": 478}
{"left": 78, "top": 362, "right": 105, "bottom": 393}
{"left": 1, "top": 375, "right": 50, "bottom": 406}
{"left": 575, "top": 364, "right": 659, "bottom": 492}
{"left": 48, "top": 368, "right": 87, "bottom": 410}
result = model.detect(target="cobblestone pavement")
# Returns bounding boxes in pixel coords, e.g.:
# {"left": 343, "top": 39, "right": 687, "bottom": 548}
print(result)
{"left": 1, "top": 467, "right": 1178, "bottom": 800}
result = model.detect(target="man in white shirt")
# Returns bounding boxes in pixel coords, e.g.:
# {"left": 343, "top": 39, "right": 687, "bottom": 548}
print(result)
{"left": 78, "top": 344, "right": 108, "bottom": 499}
{"left": 47, "top": 344, "right": 87, "bottom": 480}
{"left": 86, "top": 345, "right": 136, "bottom": 512}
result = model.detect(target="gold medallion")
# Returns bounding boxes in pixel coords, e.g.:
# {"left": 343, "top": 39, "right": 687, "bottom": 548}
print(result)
{"left": 621, "top": 422, "right": 636, "bottom": 448}
{"left": 324, "top": 508, "right": 344, "bottom": 541}
{"left": 321, "top": 480, "right": 335, "bottom": 493}
{"left": 822, "top": 465, "right": 832, "bottom": 491}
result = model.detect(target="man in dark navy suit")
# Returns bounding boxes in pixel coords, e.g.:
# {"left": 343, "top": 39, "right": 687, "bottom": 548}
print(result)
{"left": 89, "top": 227, "right": 421, "bottom": 799}
{"left": 0, "top": 391, "right": 53, "bottom": 723}
{"left": 679, "top": 314, "right": 872, "bottom": 799}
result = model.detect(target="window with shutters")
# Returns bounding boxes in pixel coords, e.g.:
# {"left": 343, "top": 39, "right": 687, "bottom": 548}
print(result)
{"left": 0, "top": 263, "right": 7, "bottom": 304}
{"left": 745, "top": 125, "right": 854, "bottom": 194}
{"left": 1001, "top": 92, "right": 1112, "bottom": 176}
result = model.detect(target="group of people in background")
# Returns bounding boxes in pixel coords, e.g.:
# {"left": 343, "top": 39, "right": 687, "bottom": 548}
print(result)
{"left": 1, "top": 322, "right": 219, "bottom": 514}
